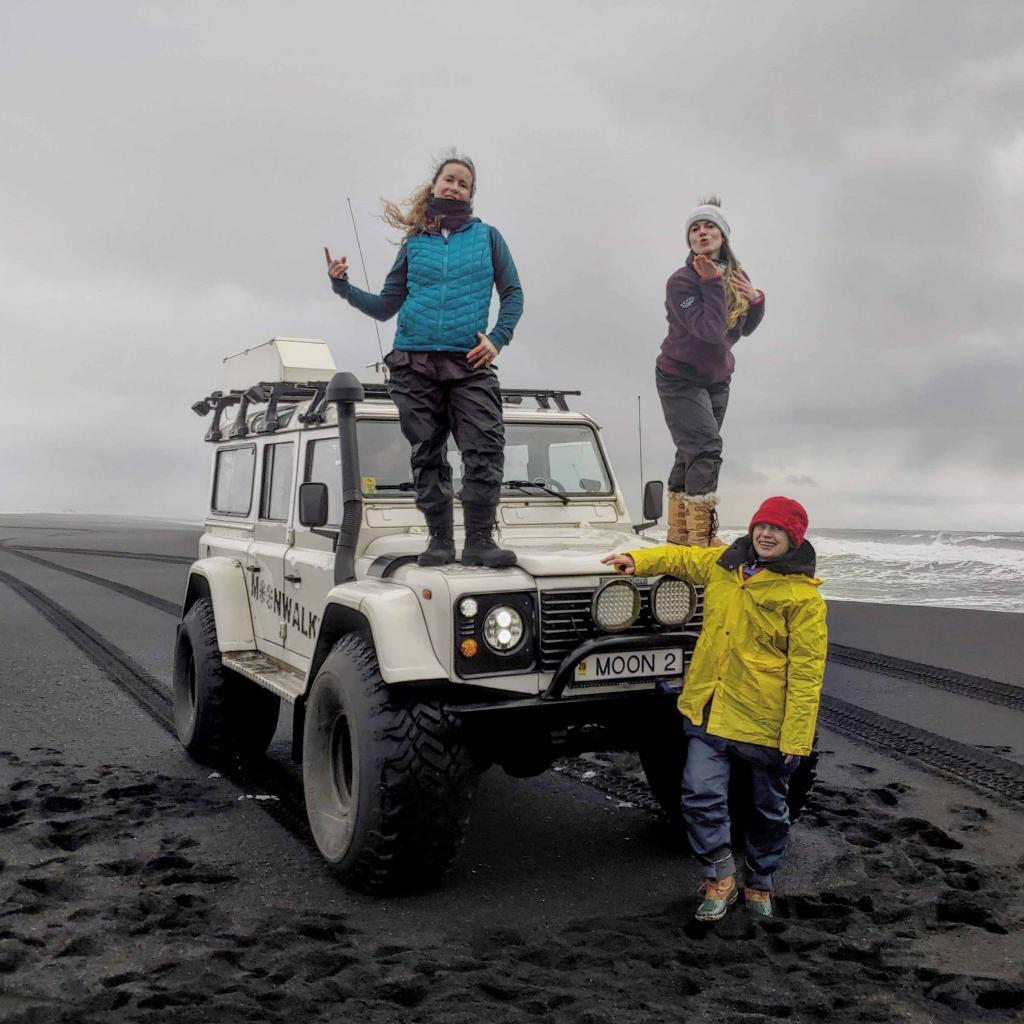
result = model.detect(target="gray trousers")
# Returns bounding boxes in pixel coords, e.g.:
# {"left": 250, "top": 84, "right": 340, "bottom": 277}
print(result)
{"left": 385, "top": 350, "right": 505, "bottom": 520}
{"left": 656, "top": 367, "right": 730, "bottom": 495}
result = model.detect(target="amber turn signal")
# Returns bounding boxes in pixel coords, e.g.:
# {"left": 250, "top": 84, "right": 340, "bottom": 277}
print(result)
{"left": 459, "top": 638, "right": 479, "bottom": 658}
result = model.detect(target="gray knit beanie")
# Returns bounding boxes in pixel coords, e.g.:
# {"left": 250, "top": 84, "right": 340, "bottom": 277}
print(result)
{"left": 685, "top": 200, "right": 731, "bottom": 245}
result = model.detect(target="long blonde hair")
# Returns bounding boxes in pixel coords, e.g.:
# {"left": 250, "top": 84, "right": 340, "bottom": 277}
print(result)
{"left": 382, "top": 150, "right": 477, "bottom": 240}
{"left": 720, "top": 240, "right": 751, "bottom": 329}
{"left": 693, "top": 194, "right": 749, "bottom": 329}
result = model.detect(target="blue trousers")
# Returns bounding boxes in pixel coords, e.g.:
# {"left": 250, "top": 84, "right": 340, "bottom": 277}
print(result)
{"left": 682, "top": 713, "right": 800, "bottom": 890}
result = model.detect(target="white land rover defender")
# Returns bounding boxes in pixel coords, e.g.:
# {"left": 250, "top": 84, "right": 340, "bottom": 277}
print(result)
{"left": 175, "top": 338, "right": 813, "bottom": 893}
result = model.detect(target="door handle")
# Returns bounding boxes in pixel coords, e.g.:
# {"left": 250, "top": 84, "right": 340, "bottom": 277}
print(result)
{"left": 246, "top": 565, "right": 261, "bottom": 573}
{"left": 284, "top": 574, "right": 301, "bottom": 583}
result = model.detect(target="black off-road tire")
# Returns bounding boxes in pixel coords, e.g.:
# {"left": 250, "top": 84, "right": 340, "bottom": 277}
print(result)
{"left": 302, "top": 631, "right": 477, "bottom": 893}
{"left": 173, "top": 599, "right": 281, "bottom": 762}
{"left": 639, "top": 730, "right": 819, "bottom": 831}
{"left": 638, "top": 713, "right": 687, "bottom": 828}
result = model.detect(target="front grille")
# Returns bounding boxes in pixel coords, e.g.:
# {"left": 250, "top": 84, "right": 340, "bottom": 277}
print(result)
{"left": 539, "top": 585, "right": 705, "bottom": 672}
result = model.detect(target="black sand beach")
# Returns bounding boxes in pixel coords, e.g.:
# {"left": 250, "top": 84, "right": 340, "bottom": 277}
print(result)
{"left": 1, "top": 515, "right": 1022, "bottom": 1023}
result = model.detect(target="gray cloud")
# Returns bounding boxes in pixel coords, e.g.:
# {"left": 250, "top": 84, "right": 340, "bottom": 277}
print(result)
{"left": 3, "top": 1, "right": 1024, "bottom": 530}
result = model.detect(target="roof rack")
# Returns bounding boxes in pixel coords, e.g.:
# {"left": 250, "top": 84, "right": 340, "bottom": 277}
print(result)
{"left": 500, "top": 388, "right": 581, "bottom": 411}
{"left": 358, "top": 383, "right": 581, "bottom": 411}
{"left": 191, "top": 381, "right": 330, "bottom": 441}
{"left": 191, "top": 382, "right": 584, "bottom": 441}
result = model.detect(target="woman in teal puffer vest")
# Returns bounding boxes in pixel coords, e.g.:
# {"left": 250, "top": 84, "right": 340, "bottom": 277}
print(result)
{"left": 327, "top": 151, "right": 524, "bottom": 568}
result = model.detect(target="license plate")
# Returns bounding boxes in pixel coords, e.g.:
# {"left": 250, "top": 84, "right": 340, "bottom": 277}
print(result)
{"left": 574, "top": 647, "right": 683, "bottom": 683}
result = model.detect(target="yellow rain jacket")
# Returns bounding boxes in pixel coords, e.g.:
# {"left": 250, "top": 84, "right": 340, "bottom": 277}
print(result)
{"left": 627, "top": 538, "right": 827, "bottom": 756}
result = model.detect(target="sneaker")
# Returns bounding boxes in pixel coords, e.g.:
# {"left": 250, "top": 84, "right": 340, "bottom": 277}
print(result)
{"left": 694, "top": 877, "right": 738, "bottom": 922}
{"left": 743, "top": 886, "right": 774, "bottom": 918}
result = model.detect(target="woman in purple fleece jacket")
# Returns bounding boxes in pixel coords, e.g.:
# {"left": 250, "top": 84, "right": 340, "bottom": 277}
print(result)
{"left": 656, "top": 197, "right": 765, "bottom": 547}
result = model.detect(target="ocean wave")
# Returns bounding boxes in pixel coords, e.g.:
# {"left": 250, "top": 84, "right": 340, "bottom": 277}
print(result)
{"left": 810, "top": 535, "right": 1024, "bottom": 570}
{"left": 667, "top": 527, "right": 1024, "bottom": 612}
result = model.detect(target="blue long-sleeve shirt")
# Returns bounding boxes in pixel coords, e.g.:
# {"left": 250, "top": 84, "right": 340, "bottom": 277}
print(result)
{"left": 330, "top": 221, "right": 524, "bottom": 349}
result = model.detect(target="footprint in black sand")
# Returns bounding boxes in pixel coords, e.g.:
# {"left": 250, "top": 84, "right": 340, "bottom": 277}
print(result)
{"left": 892, "top": 817, "right": 964, "bottom": 850}
{"left": 866, "top": 781, "right": 909, "bottom": 807}
{"left": 0, "top": 799, "right": 31, "bottom": 829}
{"left": 40, "top": 818, "right": 97, "bottom": 853}
{"left": 841, "top": 821, "right": 895, "bottom": 849}
{"left": 948, "top": 804, "right": 991, "bottom": 834}
{"left": 17, "top": 871, "right": 79, "bottom": 902}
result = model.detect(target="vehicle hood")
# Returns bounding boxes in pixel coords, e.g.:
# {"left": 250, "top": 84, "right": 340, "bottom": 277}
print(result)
{"left": 503, "top": 528, "right": 645, "bottom": 577}
{"left": 361, "top": 527, "right": 659, "bottom": 580}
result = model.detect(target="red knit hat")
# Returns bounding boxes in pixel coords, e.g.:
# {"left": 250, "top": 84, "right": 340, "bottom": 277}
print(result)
{"left": 749, "top": 496, "right": 808, "bottom": 548}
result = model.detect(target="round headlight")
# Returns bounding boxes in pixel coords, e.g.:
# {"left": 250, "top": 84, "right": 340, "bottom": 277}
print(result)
{"left": 483, "top": 605, "right": 525, "bottom": 653}
{"left": 459, "top": 597, "right": 478, "bottom": 618}
{"left": 592, "top": 579, "right": 641, "bottom": 632}
{"left": 650, "top": 575, "right": 696, "bottom": 627}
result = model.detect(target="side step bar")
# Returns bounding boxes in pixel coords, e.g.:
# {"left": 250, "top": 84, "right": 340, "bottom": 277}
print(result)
{"left": 223, "top": 651, "right": 306, "bottom": 704}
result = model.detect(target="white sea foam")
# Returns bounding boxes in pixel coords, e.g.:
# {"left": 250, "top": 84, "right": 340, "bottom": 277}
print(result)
{"left": 810, "top": 535, "right": 1024, "bottom": 572}
{"left": 657, "top": 527, "right": 1024, "bottom": 612}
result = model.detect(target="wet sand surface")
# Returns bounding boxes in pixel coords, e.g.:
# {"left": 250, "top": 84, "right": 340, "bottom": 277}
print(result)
{"left": 1, "top": 515, "right": 1022, "bottom": 1023}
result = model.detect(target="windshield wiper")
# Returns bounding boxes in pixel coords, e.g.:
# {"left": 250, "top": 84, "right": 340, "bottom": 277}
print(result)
{"left": 371, "top": 482, "right": 417, "bottom": 491}
{"left": 502, "top": 479, "right": 570, "bottom": 504}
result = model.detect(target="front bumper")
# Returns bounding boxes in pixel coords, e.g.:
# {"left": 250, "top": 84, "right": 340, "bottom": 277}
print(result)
{"left": 444, "top": 633, "right": 691, "bottom": 722}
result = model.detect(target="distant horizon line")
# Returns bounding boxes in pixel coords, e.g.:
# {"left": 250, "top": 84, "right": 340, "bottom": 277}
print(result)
{"left": 0, "top": 509, "right": 1020, "bottom": 537}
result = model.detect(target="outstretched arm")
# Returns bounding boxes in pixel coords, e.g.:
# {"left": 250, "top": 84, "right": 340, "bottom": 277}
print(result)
{"left": 328, "top": 246, "right": 409, "bottom": 322}
{"left": 601, "top": 544, "right": 719, "bottom": 585}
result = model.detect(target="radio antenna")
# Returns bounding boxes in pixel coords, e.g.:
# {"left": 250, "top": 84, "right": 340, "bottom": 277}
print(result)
{"left": 347, "top": 197, "right": 385, "bottom": 361}
{"left": 637, "top": 394, "right": 644, "bottom": 517}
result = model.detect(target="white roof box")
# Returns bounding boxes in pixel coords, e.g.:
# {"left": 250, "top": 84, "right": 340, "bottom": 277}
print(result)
{"left": 223, "top": 338, "right": 337, "bottom": 391}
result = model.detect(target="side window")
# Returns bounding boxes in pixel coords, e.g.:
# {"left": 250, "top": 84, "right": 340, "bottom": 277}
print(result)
{"left": 260, "top": 442, "right": 295, "bottom": 521}
{"left": 306, "top": 438, "right": 342, "bottom": 526}
{"left": 212, "top": 446, "right": 256, "bottom": 516}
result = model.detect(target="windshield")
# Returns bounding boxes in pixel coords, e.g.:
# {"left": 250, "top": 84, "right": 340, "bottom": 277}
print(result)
{"left": 356, "top": 419, "right": 613, "bottom": 497}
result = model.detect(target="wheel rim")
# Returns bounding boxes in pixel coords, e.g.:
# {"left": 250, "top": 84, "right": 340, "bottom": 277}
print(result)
{"left": 305, "top": 680, "right": 359, "bottom": 863}
{"left": 172, "top": 633, "right": 200, "bottom": 743}
{"left": 329, "top": 712, "right": 355, "bottom": 810}
{"left": 187, "top": 650, "right": 197, "bottom": 715}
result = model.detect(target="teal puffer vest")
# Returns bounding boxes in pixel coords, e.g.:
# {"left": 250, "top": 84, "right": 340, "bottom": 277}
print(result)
{"left": 395, "top": 221, "right": 494, "bottom": 352}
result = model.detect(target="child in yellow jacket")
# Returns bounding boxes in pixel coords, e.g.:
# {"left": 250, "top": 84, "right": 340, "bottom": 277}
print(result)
{"left": 602, "top": 496, "right": 827, "bottom": 922}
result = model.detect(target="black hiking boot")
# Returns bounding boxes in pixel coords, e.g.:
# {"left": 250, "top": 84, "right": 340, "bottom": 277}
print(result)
{"left": 418, "top": 509, "right": 456, "bottom": 567}
{"left": 461, "top": 503, "right": 517, "bottom": 568}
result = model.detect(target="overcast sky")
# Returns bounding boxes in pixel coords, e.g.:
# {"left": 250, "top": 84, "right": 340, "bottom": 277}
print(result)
{"left": 3, "top": 1, "right": 1023, "bottom": 531}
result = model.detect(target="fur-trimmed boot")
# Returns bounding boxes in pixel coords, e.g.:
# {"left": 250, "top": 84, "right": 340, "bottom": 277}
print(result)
{"left": 418, "top": 507, "right": 456, "bottom": 566}
{"left": 683, "top": 493, "right": 724, "bottom": 548}
{"left": 461, "top": 503, "right": 517, "bottom": 569}
{"left": 667, "top": 492, "right": 689, "bottom": 545}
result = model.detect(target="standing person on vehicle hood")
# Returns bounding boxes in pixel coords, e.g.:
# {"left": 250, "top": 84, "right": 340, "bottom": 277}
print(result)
{"left": 656, "top": 196, "right": 765, "bottom": 547}
{"left": 601, "top": 496, "right": 827, "bottom": 922}
{"left": 326, "top": 150, "right": 524, "bottom": 568}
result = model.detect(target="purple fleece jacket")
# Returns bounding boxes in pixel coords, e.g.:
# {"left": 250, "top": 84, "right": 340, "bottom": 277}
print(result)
{"left": 655, "top": 253, "right": 765, "bottom": 385}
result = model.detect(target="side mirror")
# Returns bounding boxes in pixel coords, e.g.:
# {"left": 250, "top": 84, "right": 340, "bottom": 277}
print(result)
{"left": 642, "top": 480, "right": 664, "bottom": 523}
{"left": 632, "top": 480, "right": 664, "bottom": 534}
{"left": 298, "top": 482, "right": 329, "bottom": 528}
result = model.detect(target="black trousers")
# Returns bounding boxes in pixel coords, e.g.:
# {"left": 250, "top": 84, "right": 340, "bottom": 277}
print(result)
{"left": 385, "top": 350, "right": 505, "bottom": 519}
{"left": 656, "top": 366, "right": 730, "bottom": 495}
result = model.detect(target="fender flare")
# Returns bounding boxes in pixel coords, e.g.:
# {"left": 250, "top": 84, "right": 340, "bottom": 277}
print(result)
{"left": 310, "top": 579, "right": 447, "bottom": 685}
{"left": 182, "top": 558, "right": 256, "bottom": 652}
